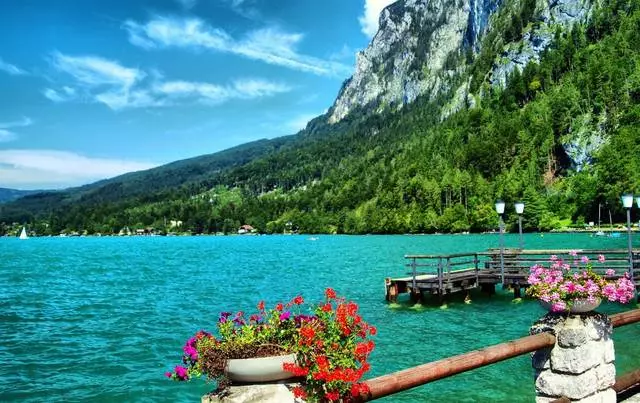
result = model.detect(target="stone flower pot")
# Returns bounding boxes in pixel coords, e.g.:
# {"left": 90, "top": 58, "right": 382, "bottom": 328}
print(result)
{"left": 541, "top": 298, "right": 601, "bottom": 313}
{"left": 225, "top": 353, "right": 297, "bottom": 383}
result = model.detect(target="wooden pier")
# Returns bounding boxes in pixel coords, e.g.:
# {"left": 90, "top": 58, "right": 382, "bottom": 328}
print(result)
{"left": 384, "top": 249, "right": 640, "bottom": 303}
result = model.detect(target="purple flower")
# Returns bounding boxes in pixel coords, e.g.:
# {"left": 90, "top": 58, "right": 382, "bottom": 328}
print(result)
{"left": 175, "top": 365, "right": 189, "bottom": 380}
{"left": 183, "top": 345, "right": 198, "bottom": 361}
{"left": 279, "top": 311, "right": 291, "bottom": 321}
{"left": 219, "top": 312, "right": 232, "bottom": 323}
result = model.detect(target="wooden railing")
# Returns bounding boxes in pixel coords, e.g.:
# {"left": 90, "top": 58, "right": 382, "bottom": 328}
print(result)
{"left": 404, "top": 249, "right": 639, "bottom": 288}
{"left": 361, "top": 309, "right": 640, "bottom": 401}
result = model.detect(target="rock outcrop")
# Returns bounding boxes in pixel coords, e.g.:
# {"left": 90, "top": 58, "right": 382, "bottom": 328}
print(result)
{"left": 328, "top": 0, "right": 500, "bottom": 124}
{"left": 328, "top": 0, "right": 594, "bottom": 125}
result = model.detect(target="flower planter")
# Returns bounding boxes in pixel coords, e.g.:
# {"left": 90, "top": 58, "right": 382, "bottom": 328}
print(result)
{"left": 225, "top": 353, "right": 297, "bottom": 383}
{"left": 540, "top": 298, "right": 601, "bottom": 313}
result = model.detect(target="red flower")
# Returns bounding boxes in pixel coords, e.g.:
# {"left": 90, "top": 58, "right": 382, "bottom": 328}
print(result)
{"left": 351, "top": 382, "right": 370, "bottom": 398}
{"left": 369, "top": 326, "right": 377, "bottom": 335}
{"left": 275, "top": 303, "right": 283, "bottom": 311}
{"left": 322, "top": 302, "right": 332, "bottom": 312}
{"left": 283, "top": 363, "right": 309, "bottom": 377}
{"left": 293, "top": 295, "right": 304, "bottom": 305}
{"left": 325, "top": 288, "right": 337, "bottom": 299}
{"left": 325, "top": 390, "right": 340, "bottom": 401}
{"left": 292, "top": 386, "right": 307, "bottom": 399}
{"left": 257, "top": 301, "right": 265, "bottom": 311}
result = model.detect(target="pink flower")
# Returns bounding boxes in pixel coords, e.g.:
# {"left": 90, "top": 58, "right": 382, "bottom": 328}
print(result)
{"left": 174, "top": 365, "right": 189, "bottom": 380}
{"left": 569, "top": 250, "right": 578, "bottom": 257}
{"left": 606, "top": 269, "right": 615, "bottom": 276}
{"left": 598, "top": 255, "right": 606, "bottom": 263}
{"left": 580, "top": 256, "right": 590, "bottom": 264}
{"left": 551, "top": 301, "right": 567, "bottom": 312}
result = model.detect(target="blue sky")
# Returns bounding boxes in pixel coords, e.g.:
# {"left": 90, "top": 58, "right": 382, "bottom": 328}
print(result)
{"left": 0, "top": 0, "right": 394, "bottom": 189}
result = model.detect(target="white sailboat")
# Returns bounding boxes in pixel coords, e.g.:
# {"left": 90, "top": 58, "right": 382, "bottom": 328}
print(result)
{"left": 19, "top": 227, "right": 28, "bottom": 240}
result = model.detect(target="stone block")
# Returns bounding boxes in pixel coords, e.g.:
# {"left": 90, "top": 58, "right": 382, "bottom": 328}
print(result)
{"left": 594, "top": 363, "right": 616, "bottom": 391}
{"left": 557, "top": 326, "right": 587, "bottom": 348}
{"left": 550, "top": 340, "right": 604, "bottom": 374}
{"left": 202, "top": 383, "right": 302, "bottom": 403}
{"left": 603, "top": 339, "right": 615, "bottom": 364}
{"left": 574, "top": 388, "right": 616, "bottom": 403}
{"left": 535, "top": 367, "right": 598, "bottom": 400}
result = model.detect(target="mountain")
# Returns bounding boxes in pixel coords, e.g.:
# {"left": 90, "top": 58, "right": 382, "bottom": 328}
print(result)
{"left": 329, "top": 0, "right": 500, "bottom": 124}
{"left": 1, "top": 0, "right": 639, "bottom": 236}
{"left": 0, "top": 188, "right": 44, "bottom": 204}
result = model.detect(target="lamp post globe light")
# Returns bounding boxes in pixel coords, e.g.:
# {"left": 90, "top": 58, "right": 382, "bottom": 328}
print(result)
{"left": 622, "top": 194, "right": 634, "bottom": 275}
{"left": 515, "top": 202, "right": 525, "bottom": 249}
{"left": 495, "top": 200, "right": 506, "bottom": 283}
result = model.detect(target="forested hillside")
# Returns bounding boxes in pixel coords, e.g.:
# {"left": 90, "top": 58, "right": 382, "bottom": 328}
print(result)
{"left": 0, "top": 188, "right": 43, "bottom": 204}
{"left": 1, "top": 0, "right": 638, "bottom": 236}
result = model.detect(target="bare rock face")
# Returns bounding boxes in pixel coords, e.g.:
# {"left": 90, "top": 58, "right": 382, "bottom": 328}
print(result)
{"left": 491, "top": 0, "right": 594, "bottom": 88}
{"left": 328, "top": 0, "right": 594, "bottom": 127}
{"left": 328, "top": 0, "right": 500, "bottom": 124}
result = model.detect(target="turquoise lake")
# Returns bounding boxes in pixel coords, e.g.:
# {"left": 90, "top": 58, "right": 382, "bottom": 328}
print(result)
{"left": 1, "top": 233, "right": 639, "bottom": 402}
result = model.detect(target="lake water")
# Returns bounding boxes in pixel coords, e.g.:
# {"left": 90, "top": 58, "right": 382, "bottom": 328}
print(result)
{"left": 1, "top": 233, "right": 638, "bottom": 402}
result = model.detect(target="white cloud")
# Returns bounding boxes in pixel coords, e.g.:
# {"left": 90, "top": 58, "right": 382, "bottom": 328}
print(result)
{"left": 0, "top": 116, "right": 33, "bottom": 128}
{"left": 123, "top": 17, "right": 352, "bottom": 77}
{"left": 359, "top": 0, "right": 396, "bottom": 38}
{"left": 0, "top": 58, "right": 27, "bottom": 75}
{"left": 43, "top": 88, "right": 68, "bottom": 102}
{"left": 45, "top": 51, "right": 289, "bottom": 110}
{"left": 154, "top": 78, "right": 291, "bottom": 105}
{"left": 0, "top": 149, "right": 157, "bottom": 189}
{"left": 0, "top": 116, "right": 33, "bottom": 142}
{"left": 51, "top": 52, "right": 144, "bottom": 88}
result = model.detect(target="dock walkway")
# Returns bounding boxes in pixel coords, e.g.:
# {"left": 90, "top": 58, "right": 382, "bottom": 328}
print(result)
{"left": 384, "top": 249, "right": 640, "bottom": 303}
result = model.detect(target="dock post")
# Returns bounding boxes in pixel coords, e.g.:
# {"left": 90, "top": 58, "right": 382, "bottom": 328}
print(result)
{"left": 410, "top": 288, "right": 421, "bottom": 303}
{"left": 481, "top": 283, "right": 495, "bottom": 295}
{"left": 513, "top": 283, "right": 521, "bottom": 299}
{"left": 438, "top": 292, "right": 447, "bottom": 306}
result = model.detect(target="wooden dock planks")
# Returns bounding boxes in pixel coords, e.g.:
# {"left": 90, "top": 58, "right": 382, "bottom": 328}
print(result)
{"left": 385, "top": 249, "right": 640, "bottom": 303}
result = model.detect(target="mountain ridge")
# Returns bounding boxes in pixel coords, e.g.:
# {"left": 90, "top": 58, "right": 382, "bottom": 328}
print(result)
{"left": 1, "top": 0, "right": 638, "bottom": 236}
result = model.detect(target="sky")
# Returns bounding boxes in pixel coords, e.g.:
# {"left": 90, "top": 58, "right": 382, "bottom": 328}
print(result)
{"left": 0, "top": 0, "right": 395, "bottom": 190}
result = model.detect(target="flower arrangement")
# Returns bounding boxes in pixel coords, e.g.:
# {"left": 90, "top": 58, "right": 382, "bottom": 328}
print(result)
{"left": 526, "top": 251, "right": 636, "bottom": 312}
{"left": 165, "top": 288, "right": 375, "bottom": 402}
{"left": 283, "top": 288, "right": 376, "bottom": 402}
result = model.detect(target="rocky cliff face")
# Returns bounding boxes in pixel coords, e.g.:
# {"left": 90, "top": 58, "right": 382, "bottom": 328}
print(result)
{"left": 328, "top": 0, "right": 593, "bottom": 124}
{"left": 491, "top": 0, "right": 594, "bottom": 87}
{"left": 328, "top": 0, "right": 501, "bottom": 123}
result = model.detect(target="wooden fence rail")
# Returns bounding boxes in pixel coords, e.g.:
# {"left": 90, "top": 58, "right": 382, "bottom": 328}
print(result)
{"left": 361, "top": 309, "right": 640, "bottom": 401}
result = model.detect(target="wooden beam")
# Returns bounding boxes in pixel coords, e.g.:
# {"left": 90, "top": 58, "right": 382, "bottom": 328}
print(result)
{"left": 362, "top": 333, "right": 556, "bottom": 401}
{"left": 610, "top": 309, "right": 640, "bottom": 328}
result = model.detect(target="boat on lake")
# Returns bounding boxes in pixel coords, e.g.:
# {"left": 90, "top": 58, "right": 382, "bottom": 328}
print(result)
{"left": 19, "top": 227, "right": 28, "bottom": 240}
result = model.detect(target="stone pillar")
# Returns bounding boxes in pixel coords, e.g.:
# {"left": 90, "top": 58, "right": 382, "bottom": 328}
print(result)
{"left": 201, "top": 383, "right": 302, "bottom": 403}
{"left": 530, "top": 313, "right": 616, "bottom": 402}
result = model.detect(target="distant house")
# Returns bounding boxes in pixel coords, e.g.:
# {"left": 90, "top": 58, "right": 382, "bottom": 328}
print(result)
{"left": 238, "top": 224, "right": 255, "bottom": 235}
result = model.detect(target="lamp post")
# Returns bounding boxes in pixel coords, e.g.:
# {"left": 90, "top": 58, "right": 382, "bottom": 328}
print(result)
{"left": 515, "top": 202, "right": 525, "bottom": 250}
{"left": 495, "top": 200, "right": 506, "bottom": 284}
{"left": 622, "top": 194, "right": 634, "bottom": 275}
